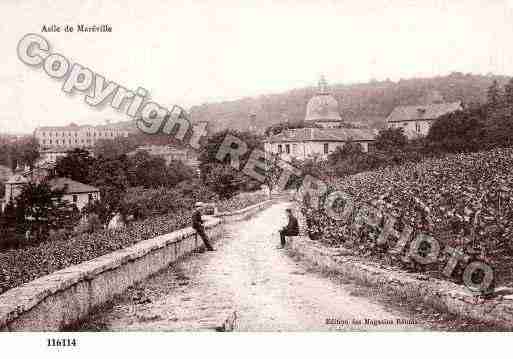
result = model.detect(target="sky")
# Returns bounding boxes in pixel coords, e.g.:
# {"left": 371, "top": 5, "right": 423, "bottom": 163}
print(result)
{"left": 1, "top": 0, "right": 513, "bottom": 133}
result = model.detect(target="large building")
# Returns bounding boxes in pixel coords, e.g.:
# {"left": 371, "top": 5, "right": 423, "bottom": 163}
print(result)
{"left": 264, "top": 77, "right": 375, "bottom": 160}
{"left": 386, "top": 101, "right": 463, "bottom": 139}
{"left": 34, "top": 122, "right": 131, "bottom": 150}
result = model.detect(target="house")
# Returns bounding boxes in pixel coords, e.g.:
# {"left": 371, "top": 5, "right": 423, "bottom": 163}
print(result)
{"left": 48, "top": 177, "right": 100, "bottom": 211}
{"left": 2, "top": 174, "right": 29, "bottom": 212}
{"left": 263, "top": 77, "right": 376, "bottom": 160}
{"left": 264, "top": 127, "right": 375, "bottom": 161}
{"left": 2, "top": 175, "right": 101, "bottom": 213}
{"left": 386, "top": 102, "right": 463, "bottom": 139}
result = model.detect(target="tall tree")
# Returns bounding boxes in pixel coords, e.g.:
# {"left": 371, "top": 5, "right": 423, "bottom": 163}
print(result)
{"left": 14, "top": 181, "right": 76, "bottom": 241}
{"left": 54, "top": 148, "right": 94, "bottom": 183}
{"left": 486, "top": 80, "right": 504, "bottom": 125}
{"left": 504, "top": 78, "right": 513, "bottom": 127}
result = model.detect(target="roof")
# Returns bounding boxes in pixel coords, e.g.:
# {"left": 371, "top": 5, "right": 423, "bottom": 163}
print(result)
{"left": 264, "top": 128, "right": 375, "bottom": 143}
{"left": 48, "top": 177, "right": 100, "bottom": 194}
{"left": 6, "top": 174, "right": 29, "bottom": 184}
{"left": 386, "top": 102, "right": 463, "bottom": 123}
{"left": 35, "top": 122, "right": 133, "bottom": 132}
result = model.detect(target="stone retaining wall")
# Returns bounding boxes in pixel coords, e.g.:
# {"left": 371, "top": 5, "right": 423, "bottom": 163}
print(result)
{"left": 0, "top": 200, "right": 272, "bottom": 331}
{"left": 214, "top": 199, "right": 275, "bottom": 223}
{"left": 287, "top": 236, "right": 513, "bottom": 329}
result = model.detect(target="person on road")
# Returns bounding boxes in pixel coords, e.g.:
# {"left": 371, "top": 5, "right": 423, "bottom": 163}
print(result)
{"left": 192, "top": 202, "right": 215, "bottom": 252}
{"left": 278, "top": 208, "right": 299, "bottom": 249}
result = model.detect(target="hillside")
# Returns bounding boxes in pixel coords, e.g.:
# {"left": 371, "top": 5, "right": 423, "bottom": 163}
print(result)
{"left": 188, "top": 73, "right": 511, "bottom": 133}
{"left": 304, "top": 147, "right": 513, "bottom": 288}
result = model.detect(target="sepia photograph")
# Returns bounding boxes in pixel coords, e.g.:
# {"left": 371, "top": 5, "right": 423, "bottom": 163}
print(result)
{"left": 1, "top": 0, "right": 513, "bottom": 356}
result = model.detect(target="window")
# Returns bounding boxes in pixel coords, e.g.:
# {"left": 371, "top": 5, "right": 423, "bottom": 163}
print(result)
{"left": 278, "top": 144, "right": 283, "bottom": 153}
{"left": 285, "top": 144, "right": 290, "bottom": 154}
{"left": 324, "top": 143, "right": 329, "bottom": 154}
{"left": 292, "top": 144, "right": 298, "bottom": 154}
{"left": 415, "top": 122, "right": 421, "bottom": 132}
{"left": 88, "top": 194, "right": 93, "bottom": 202}
{"left": 72, "top": 195, "right": 78, "bottom": 203}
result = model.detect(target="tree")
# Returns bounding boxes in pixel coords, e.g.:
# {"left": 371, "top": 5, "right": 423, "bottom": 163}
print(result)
{"left": 54, "top": 148, "right": 94, "bottom": 184}
{"left": 486, "top": 80, "right": 503, "bottom": 125}
{"left": 427, "top": 108, "right": 485, "bottom": 152}
{"left": 14, "top": 181, "right": 77, "bottom": 242}
{"left": 89, "top": 156, "right": 129, "bottom": 214}
{"left": 374, "top": 128, "right": 408, "bottom": 152}
{"left": 203, "top": 164, "right": 247, "bottom": 199}
{"left": 504, "top": 79, "right": 513, "bottom": 126}
{"left": 93, "top": 137, "right": 137, "bottom": 159}
{"left": 198, "top": 130, "right": 262, "bottom": 197}
{"left": 126, "top": 150, "right": 194, "bottom": 188}
{"left": 17, "top": 138, "right": 40, "bottom": 170}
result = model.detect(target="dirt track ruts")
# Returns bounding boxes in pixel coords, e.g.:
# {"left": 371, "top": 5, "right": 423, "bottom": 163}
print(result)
{"left": 80, "top": 202, "right": 426, "bottom": 331}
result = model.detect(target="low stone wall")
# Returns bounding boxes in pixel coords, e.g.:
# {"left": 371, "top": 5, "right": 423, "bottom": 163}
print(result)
{"left": 214, "top": 199, "right": 275, "bottom": 223}
{"left": 0, "top": 219, "right": 223, "bottom": 331}
{"left": 287, "top": 237, "right": 513, "bottom": 329}
{"left": 0, "top": 198, "right": 276, "bottom": 331}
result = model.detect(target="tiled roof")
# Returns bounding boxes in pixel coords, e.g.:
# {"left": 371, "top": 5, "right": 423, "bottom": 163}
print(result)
{"left": 265, "top": 128, "right": 375, "bottom": 143}
{"left": 386, "top": 102, "right": 463, "bottom": 123}
{"left": 48, "top": 177, "right": 100, "bottom": 194}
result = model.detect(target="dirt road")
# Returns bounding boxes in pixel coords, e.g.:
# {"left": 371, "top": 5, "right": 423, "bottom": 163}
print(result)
{"left": 81, "top": 202, "right": 425, "bottom": 331}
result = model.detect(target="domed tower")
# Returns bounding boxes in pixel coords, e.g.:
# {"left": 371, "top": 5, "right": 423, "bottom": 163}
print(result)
{"left": 304, "top": 76, "right": 342, "bottom": 128}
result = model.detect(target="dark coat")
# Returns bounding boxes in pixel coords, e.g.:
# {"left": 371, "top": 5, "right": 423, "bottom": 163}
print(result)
{"left": 192, "top": 210, "right": 204, "bottom": 230}
{"left": 282, "top": 215, "right": 299, "bottom": 236}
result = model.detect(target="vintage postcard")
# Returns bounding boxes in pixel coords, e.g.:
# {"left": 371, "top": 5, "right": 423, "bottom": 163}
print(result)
{"left": 1, "top": 0, "right": 512, "bottom": 355}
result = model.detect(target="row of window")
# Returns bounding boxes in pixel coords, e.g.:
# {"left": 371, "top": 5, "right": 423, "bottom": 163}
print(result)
{"left": 277, "top": 143, "right": 331, "bottom": 155}
{"left": 39, "top": 131, "right": 121, "bottom": 137}
{"left": 392, "top": 122, "right": 423, "bottom": 132}
{"left": 42, "top": 138, "right": 97, "bottom": 145}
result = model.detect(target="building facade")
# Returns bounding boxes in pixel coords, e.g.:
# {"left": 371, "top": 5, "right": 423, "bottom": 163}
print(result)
{"left": 48, "top": 178, "right": 100, "bottom": 211}
{"left": 264, "top": 127, "right": 375, "bottom": 161}
{"left": 34, "top": 123, "right": 130, "bottom": 150}
{"left": 264, "top": 77, "right": 375, "bottom": 161}
{"left": 386, "top": 102, "right": 463, "bottom": 139}
{"left": 2, "top": 175, "right": 100, "bottom": 212}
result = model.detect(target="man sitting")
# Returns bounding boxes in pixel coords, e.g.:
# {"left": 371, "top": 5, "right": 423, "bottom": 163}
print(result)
{"left": 278, "top": 208, "right": 299, "bottom": 249}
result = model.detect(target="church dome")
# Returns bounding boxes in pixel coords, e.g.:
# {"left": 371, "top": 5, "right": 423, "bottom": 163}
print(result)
{"left": 304, "top": 76, "right": 342, "bottom": 123}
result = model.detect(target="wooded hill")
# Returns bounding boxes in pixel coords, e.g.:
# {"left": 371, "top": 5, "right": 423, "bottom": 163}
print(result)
{"left": 188, "top": 72, "right": 511, "bottom": 133}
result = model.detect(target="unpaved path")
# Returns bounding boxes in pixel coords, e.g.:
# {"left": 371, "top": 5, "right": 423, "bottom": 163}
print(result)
{"left": 80, "top": 202, "right": 425, "bottom": 331}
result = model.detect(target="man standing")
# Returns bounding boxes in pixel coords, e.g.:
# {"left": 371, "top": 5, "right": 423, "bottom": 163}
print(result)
{"left": 279, "top": 208, "right": 299, "bottom": 249}
{"left": 192, "top": 202, "right": 214, "bottom": 252}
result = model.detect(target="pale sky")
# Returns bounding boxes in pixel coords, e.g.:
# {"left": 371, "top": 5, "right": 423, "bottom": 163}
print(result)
{"left": 1, "top": 0, "right": 513, "bottom": 133}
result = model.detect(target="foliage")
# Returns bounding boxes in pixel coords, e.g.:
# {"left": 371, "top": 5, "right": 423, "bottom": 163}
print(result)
{"left": 426, "top": 108, "right": 485, "bottom": 153}
{"left": 216, "top": 190, "right": 268, "bottom": 212}
{"left": 302, "top": 147, "right": 513, "bottom": 287}
{"left": 199, "top": 129, "right": 262, "bottom": 198}
{"left": 0, "top": 187, "right": 267, "bottom": 294}
{"left": 0, "top": 181, "right": 80, "bottom": 248}
{"left": 92, "top": 137, "right": 138, "bottom": 159}
{"left": 54, "top": 148, "right": 94, "bottom": 184}
{"left": 127, "top": 150, "right": 192, "bottom": 188}
{"left": 374, "top": 127, "right": 408, "bottom": 152}
{"left": 0, "top": 137, "right": 40, "bottom": 171}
